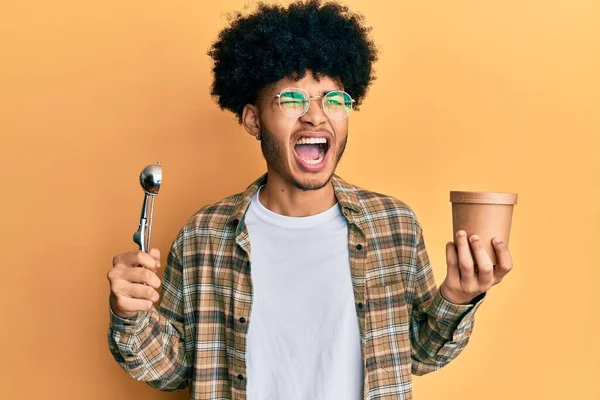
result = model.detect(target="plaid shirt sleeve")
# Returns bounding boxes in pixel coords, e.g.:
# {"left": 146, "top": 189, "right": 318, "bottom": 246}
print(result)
{"left": 409, "top": 219, "right": 485, "bottom": 375}
{"left": 107, "top": 233, "right": 190, "bottom": 391}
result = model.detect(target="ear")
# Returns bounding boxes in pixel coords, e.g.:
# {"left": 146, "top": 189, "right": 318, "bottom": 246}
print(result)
{"left": 242, "top": 104, "right": 261, "bottom": 139}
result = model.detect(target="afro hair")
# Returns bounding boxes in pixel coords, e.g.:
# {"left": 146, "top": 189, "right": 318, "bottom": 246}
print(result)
{"left": 208, "top": 0, "right": 378, "bottom": 123}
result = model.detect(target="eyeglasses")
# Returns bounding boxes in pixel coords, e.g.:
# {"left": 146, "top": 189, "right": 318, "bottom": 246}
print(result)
{"left": 257, "top": 87, "right": 355, "bottom": 120}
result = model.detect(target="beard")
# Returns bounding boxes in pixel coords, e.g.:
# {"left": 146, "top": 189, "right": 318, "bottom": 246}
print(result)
{"left": 259, "top": 126, "right": 348, "bottom": 191}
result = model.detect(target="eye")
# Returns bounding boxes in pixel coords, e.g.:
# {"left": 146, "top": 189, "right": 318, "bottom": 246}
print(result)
{"left": 281, "top": 100, "right": 306, "bottom": 105}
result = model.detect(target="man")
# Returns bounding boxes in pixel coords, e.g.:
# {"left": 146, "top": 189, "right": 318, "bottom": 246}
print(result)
{"left": 107, "top": 1, "right": 513, "bottom": 399}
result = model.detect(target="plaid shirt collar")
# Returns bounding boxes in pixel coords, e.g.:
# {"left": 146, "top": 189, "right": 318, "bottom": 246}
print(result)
{"left": 229, "top": 173, "right": 363, "bottom": 228}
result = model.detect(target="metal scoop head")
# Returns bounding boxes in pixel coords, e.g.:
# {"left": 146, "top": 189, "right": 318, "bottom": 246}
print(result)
{"left": 140, "top": 163, "right": 162, "bottom": 195}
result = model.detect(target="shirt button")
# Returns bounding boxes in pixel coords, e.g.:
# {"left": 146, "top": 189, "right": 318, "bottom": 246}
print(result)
{"left": 238, "top": 374, "right": 244, "bottom": 381}
{"left": 356, "top": 244, "right": 363, "bottom": 250}
{"left": 357, "top": 302, "right": 364, "bottom": 310}
{"left": 239, "top": 317, "right": 246, "bottom": 323}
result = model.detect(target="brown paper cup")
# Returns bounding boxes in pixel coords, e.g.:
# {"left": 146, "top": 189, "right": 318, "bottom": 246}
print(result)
{"left": 450, "top": 191, "right": 518, "bottom": 266}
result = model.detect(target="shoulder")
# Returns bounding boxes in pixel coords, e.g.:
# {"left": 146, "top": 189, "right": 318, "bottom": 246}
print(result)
{"left": 337, "top": 177, "right": 421, "bottom": 228}
{"left": 166, "top": 192, "right": 245, "bottom": 262}
{"left": 172, "top": 174, "right": 264, "bottom": 249}
{"left": 181, "top": 192, "right": 244, "bottom": 235}
{"left": 362, "top": 188, "right": 417, "bottom": 219}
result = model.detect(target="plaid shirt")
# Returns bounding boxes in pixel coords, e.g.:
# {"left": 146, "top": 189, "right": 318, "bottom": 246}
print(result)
{"left": 108, "top": 174, "right": 484, "bottom": 399}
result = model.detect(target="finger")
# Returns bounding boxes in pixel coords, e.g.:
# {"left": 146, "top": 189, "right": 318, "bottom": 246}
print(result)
{"left": 111, "top": 295, "right": 154, "bottom": 314}
{"left": 122, "top": 283, "right": 160, "bottom": 302}
{"left": 469, "top": 235, "right": 494, "bottom": 285}
{"left": 445, "top": 242, "right": 460, "bottom": 283}
{"left": 148, "top": 248, "right": 161, "bottom": 265}
{"left": 123, "top": 267, "right": 162, "bottom": 289}
{"left": 492, "top": 237, "right": 513, "bottom": 281}
{"left": 455, "top": 230, "right": 475, "bottom": 280}
{"left": 115, "top": 250, "right": 160, "bottom": 272}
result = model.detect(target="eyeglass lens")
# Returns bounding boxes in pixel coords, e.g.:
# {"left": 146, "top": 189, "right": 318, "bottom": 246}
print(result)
{"left": 278, "top": 88, "right": 353, "bottom": 120}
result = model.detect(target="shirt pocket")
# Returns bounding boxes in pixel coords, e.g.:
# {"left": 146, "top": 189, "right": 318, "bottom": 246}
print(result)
{"left": 366, "top": 278, "right": 412, "bottom": 374}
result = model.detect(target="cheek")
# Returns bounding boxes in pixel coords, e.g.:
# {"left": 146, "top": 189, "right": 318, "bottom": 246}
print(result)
{"left": 330, "top": 121, "right": 349, "bottom": 143}
{"left": 279, "top": 119, "right": 298, "bottom": 138}
{"left": 261, "top": 112, "right": 297, "bottom": 143}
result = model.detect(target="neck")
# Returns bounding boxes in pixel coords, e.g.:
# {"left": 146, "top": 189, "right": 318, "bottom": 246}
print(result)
{"left": 259, "top": 173, "right": 337, "bottom": 217}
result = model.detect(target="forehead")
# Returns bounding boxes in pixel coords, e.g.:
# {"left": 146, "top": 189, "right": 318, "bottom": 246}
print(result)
{"left": 261, "top": 72, "right": 343, "bottom": 96}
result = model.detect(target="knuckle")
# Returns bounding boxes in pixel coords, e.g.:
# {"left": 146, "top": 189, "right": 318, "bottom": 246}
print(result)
{"left": 143, "top": 269, "right": 153, "bottom": 282}
{"left": 479, "top": 263, "right": 493, "bottom": 274}
{"left": 145, "top": 286, "right": 155, "bottom": 299}
{"left": 108, "top": 280, "right": 121, "bottom": 294}
{"left": 500, "top": 262, "right": 513, "bottom": 272}
{"left": 112, "top": 255, "right": 121, "bottom": 267}
{"left": 107, "top": 268, "right": 121, "bottom": 282}
{"left": 135, "top": 251, "right": 146, "bottom": 265}
{"left": 107, "top": 269, "right": 115, "bottom": 281}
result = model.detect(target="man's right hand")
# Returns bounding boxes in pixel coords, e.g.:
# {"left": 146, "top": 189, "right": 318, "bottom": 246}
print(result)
{"left": 108, "top": 249, "right": 162, "bottom": 319}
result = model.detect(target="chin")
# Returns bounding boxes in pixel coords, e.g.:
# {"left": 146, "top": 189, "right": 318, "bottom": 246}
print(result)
{"left": 291, "top": 170, "right": 334, "bottom": 191}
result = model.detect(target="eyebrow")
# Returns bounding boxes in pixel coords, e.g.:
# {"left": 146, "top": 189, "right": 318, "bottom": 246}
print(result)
{"left": 273, "top": 88, "right": 343, "bottom": 99}
{"left": 287, "top": 89, "right": 340, "bottom": 97}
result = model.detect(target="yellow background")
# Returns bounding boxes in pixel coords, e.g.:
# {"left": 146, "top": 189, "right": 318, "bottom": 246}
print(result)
{"left": 1, "top": 0, "right": 598, "bottom": 399}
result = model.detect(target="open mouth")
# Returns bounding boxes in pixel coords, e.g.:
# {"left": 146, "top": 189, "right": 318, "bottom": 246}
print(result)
{"left": 293, "top": 137, "right": 330, "bottom": 166}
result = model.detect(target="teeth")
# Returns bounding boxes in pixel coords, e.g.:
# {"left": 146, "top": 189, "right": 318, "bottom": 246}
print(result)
{"left": 296, "top": 137, "right": 327, "bottom": 145}
{"left": 302, "top": 154, "right": 325, "bottom": 165}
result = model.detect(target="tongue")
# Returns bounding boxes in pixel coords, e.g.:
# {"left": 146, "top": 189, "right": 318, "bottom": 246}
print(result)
{"left": 295, "top": 144, "right": 321, "bottom": 160}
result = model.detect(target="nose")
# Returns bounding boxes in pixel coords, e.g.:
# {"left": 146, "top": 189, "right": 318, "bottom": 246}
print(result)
{"left": 299, "top": 97, "right": 328, "bottom": 126}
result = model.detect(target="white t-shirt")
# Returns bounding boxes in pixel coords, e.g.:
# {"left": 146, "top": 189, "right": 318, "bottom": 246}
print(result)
{"left": 245, "top": 186, "right": 363, "bottom": 400}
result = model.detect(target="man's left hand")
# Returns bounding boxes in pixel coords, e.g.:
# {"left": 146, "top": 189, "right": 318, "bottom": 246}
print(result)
{"left": 439, "top": 230, "right": 513, "bottom": 305}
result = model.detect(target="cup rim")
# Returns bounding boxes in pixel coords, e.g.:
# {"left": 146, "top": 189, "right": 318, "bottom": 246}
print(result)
{"left": 450, "top": 191, "right": 518, "bottom": 205}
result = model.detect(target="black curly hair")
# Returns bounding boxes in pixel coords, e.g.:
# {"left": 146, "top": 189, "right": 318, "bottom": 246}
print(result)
{"left": 208, "top": 0, "right": 378, "bottom": 123}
